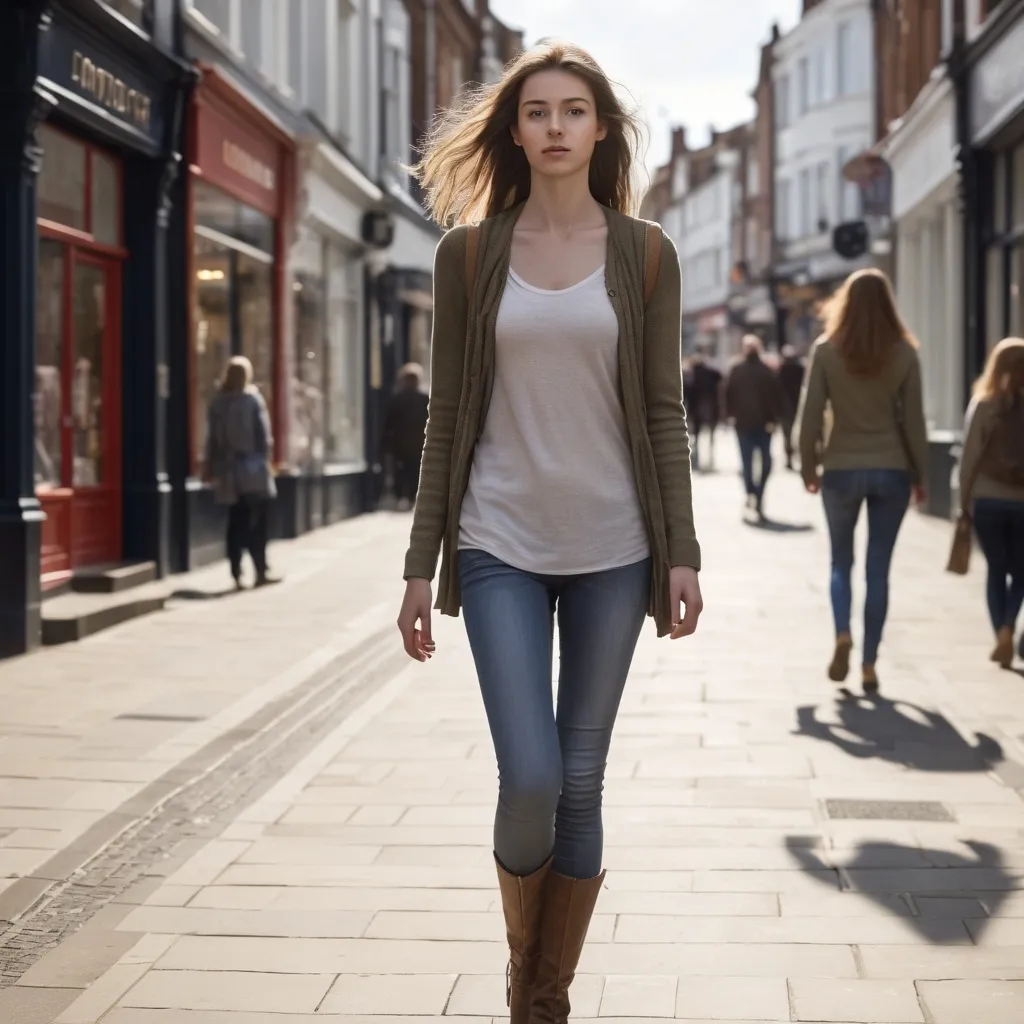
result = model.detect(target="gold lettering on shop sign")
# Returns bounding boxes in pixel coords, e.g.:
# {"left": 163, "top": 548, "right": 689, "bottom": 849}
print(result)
{"left": 71, "top": 50, "right": 152, "bottom": 131}
{"left": 222, "top": 140, "right": 276, "bottom": 191}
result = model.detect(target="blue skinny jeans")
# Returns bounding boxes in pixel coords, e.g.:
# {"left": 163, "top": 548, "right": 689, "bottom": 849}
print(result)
{"left": 458, "top": 548, "right": 650, "bottom": 880}
{"left": 821, "top": 468, "right": 911, "bottom": 666}
{"left": 972, "top": 498, "right": 1024, "bottom": 633}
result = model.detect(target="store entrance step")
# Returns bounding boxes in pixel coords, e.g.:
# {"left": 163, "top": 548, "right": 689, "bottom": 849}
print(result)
{"left": 70, "top": 561, "right": 158, "bottom": 594}
{"left": 41, "top": 587, "right": 168, "bottom": 646}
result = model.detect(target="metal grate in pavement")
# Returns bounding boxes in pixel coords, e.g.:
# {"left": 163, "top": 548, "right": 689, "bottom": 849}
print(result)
{"left": 114, "top": 713, "right": 206, "bottom": 723}
{"left": 823, "top": 799, "right": 955, "bottom": 822}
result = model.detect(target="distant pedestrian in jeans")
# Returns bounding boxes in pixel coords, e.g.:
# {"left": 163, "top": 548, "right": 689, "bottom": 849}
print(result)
{"left": 724, "top": 334, "right": 788, "bottom": 519}
{"left": 796, "top": 269, "right": 927, "bottom": 696}
{"left": 203, "top": 356, "right": 279, "bottom": 590}
{"left": 382, "top": 362, "right": 430, "bottom": 511}
{"left": 396, "top": 42, "right": 703, "bottom": 1022}
{"left": 957, "top": 337, "right": 1024, "bottom": 668}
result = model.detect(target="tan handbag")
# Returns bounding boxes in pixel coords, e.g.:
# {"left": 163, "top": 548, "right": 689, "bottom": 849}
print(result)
{"left": 945, "top": 427, "right": 992, "bottom": 576}
{"left": 945, "top": 513, "right": 973, "bottom": 575}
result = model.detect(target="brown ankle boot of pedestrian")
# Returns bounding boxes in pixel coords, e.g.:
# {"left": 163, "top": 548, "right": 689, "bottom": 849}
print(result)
{"left": 532, "top": 868, "right": 605, "bottom": 1023}
{"left": 862, "top": 664, "right": 879, "bottom": 696}
{"left": 494, "top": 854, "right": 551, "bottom": 1024}
{"left": 828, "top": 633, "right": 853, "bottom": 682}
{"left": 992, "top": 626, "right": 1015, "bottom": 669}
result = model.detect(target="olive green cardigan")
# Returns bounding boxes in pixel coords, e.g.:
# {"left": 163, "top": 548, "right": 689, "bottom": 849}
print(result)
{"left": 402, "top": 204, "right": 701, "bottom": 637}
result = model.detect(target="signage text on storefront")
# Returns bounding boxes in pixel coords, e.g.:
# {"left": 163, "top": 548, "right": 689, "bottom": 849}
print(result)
{"left": 71, "top": 50, "right": 152, "bottom": 131}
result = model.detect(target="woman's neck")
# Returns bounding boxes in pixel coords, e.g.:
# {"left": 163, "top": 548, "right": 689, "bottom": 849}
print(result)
{"left": 519, "top": 174, "right": 605, "bottom": 236}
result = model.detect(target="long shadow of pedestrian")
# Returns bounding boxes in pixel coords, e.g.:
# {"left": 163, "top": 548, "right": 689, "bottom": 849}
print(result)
{"left": 167, "top": 586, "right": 242, "bottom": 601}
{"left": 744, "top": 516, "right": 815, "bottom": 534}
{"left": 785, "top": 837, "right": 1014, "bottom": 943}
{"left": 794, "top": 697, "right": 1004, "bottom": 772}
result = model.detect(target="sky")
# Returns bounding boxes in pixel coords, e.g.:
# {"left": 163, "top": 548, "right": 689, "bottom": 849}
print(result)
{"left": 488, "top": 0, "right": 802, "bottom": 179}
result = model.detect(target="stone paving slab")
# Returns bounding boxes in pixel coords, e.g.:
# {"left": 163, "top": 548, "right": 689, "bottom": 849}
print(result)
{"left": 10, "top": 441, "right": 1024, "bottom": 1020}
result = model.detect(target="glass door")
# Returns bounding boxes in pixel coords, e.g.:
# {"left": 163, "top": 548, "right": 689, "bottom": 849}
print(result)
{"left": 68, "top": 253, "right": 121, "bottom": 566}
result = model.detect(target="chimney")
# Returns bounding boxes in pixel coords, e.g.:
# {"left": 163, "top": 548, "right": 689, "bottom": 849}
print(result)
{"left": 671, "top": 126, "right": 687, "bottom": 158}
{"left": 771, "top": 22, "right": 780, "bottom": 43}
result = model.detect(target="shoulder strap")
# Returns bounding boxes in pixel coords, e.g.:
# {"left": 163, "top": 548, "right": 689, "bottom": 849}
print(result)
{"left": 465, "top": 224, "right": 481, "bottom": 302}
{"left": 644, "top": 222, "right": 662, "bottom": 306}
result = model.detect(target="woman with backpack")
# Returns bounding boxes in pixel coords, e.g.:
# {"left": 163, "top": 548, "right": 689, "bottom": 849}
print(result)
{"left": 395, "top": 41, "right": 703, "bottom": 1022}
{"left": 958, "top": 337, "right": 1024, "bottom": 668}
{"left": 796, "top": 268, "right": 928, "bottom": 696}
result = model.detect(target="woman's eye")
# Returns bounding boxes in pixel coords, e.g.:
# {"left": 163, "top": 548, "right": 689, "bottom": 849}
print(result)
{"left": 568, "top": 108, "right": 584, "bottom": 116}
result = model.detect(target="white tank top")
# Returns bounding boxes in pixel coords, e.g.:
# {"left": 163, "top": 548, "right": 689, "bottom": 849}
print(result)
{"left": 458, "top": 265, "right": 650, "bottom": 574}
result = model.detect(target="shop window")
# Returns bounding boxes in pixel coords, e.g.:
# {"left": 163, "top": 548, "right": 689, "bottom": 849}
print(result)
{"left": 38, "top": 127, "right": 86, "bottom": 231}
{"left": 71, "top": 263, "right": 107, "bottom": 487}
{"left": 38, "top": 127, "right": 122, "bottom": 248}
{"left": 326, "top": 243, "right": 364, "bottom": 467}
{"left": 35, "top": 240, "right": 65, "bottom": 489}
{"left": 291, "top": 227, "right": 327, "bottom": 473}
{"left": 986, "top": 246, "right": 1004, "bottom": 350}
{"left": 90, "top": 151, "right": 120, "bottom": 247}
{"left": 1013, "top": 144, "right": 1024, "bottom": 231}
{"left": 191, "top": 181, "right": 275, "bottom": 470}
{"left": 1011, "top": 245, "right": 1023, "bottom": 340}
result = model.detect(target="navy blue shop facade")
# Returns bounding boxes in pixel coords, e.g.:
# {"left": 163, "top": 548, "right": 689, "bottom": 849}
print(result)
{"left": 0, "top": 0, "right": 190, "bottom": 658}
{"left": 957, "top": 0, "right": 1024, "bottom": 390}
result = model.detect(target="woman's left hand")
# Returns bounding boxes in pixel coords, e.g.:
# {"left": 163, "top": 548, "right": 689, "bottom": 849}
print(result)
{"left": 669, "top": 566, "right": 703, "bottom": 639}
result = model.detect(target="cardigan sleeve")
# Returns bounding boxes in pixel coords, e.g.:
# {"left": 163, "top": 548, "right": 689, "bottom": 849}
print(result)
{"left": 643, "top": 230, "right": 701, "bottom": 571}
{"left": 403, "top": 226, "right": 469, "bottom": 581}
{"left": 796, "top": 339, "right": 828, "bottom": 484}
{"left": 957, "top": 396, "right": 985, "bottom": 510}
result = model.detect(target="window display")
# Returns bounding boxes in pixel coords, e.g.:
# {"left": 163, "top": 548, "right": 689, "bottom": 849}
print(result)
{"left": 291, "top": 226, "right": 327, "bottom": 473}
{"left": 191, "top": 180, "right": 275, "bottom": 470}
{"left": 325, "top": 243, "right": 364, "bottom": 467}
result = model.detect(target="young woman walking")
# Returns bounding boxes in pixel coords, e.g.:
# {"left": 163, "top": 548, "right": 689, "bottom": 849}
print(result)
{"left": 957, "top": 338, "right": 1024, "bottom": 668}
{"left": 396, "top": 42, "right": 703, "bottom": 1022}
{"left": 796, "top": 269, "right": 927, "bottom": 696}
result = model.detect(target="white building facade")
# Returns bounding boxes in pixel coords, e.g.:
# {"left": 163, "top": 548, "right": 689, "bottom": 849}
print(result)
{"left": 883, "top": 69, "right": 962, "bottom": 445}
{"left": 772, "top": 0, "right": 875, "bottom": 349}
{"left": 666, "top": 150, "right": 740, "bottom": 361}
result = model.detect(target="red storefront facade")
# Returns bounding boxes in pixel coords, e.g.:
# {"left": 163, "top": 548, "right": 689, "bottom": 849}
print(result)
{"left": 180, "top": 66, "right": 296, "bottom": 565}
{"left": 187, "top": 65, "right": 295, "bottom": 476}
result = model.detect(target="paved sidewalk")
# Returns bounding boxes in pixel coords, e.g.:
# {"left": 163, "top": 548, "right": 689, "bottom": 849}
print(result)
{"left": 7, "top": 442, "right": 1024, "bottom": 1022}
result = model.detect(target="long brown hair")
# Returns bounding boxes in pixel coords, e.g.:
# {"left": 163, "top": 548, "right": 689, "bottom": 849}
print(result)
{"left": 821, "top": 268, "right": 918, "bottom": 377}
{"left": 411, "top": 41, "right": 644, "bottom": 227}
{"left": 973, "top": 337, "right": 1024, "bottom": 402}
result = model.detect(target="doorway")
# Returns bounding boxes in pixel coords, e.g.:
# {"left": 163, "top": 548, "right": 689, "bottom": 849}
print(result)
{"left": 35, "top": 240, "right": 122, "bottom": 585}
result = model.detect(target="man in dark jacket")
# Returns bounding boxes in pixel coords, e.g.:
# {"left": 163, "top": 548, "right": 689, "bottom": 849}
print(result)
{"left": 777, "top": 345, "right": 806, "bottom": 470}
{"left": 382, "top": 363, "right": 429, "bottom": 511}
{"left": 724, "top": 335, "right": 788, "bottom": 518}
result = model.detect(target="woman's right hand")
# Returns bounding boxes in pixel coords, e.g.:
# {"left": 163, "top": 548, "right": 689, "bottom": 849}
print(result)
{"left": 398, "top": 578, "right": 435, "bottom": 662}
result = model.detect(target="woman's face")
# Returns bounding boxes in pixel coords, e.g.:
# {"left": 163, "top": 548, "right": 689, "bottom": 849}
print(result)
{"left": 511, "top": 69, "right": 607, "bottom": 179}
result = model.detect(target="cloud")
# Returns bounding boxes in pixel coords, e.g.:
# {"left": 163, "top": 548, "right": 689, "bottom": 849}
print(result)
{"left": 488, "top": 0, "right": 802, "bottom": 166}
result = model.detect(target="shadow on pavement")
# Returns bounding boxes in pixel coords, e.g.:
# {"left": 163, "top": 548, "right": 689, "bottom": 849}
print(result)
{"left": 744, "top": 516, "right": 815, "bottom": 534}
{"left": 794, "top": 696, "right": 1004, "bottom": 773}
{"left": 785, "top": 837, "right": 1012, "bottom": 943}
{"left": 167, "top": 586, "right": 242, "bottom": 601}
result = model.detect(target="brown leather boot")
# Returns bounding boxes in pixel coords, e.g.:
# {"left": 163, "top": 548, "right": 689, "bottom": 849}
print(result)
{"left": 494, "top": 855, "right": 551, "bottom": 1024}
{"left": 531, "top": 868, "right": 605, "bottom": 1023}
{"left": 992, "top": 626, "right": 1015, "bottom": 669}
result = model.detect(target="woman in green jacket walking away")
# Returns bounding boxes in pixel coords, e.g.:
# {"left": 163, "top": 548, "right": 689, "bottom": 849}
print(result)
{"left": 396, "top": 41, "right": 703, "bottom": 1022}
{"left": 797, "top": 269, "right": 927, "bottom": 697}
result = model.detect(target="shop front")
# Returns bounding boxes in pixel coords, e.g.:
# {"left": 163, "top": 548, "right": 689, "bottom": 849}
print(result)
{"left": 0, "top": 0, "right": 188, "bottom": 656}
{"left": 281, "top": 139, "right": 383, "bottom": 535}
{"left": 176, "top": 65, "right": 295, "bottom": 568}
{"left": 885, "top": 70, "right": 962, "bottom": 519}
{"left": 967, "top": 6, "right": 1024, "bottom": 366}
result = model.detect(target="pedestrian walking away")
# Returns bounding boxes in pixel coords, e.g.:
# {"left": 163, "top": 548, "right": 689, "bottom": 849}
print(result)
{"left": 382, "top": 362, "right": 430, "bottom": 511}
{"left": 396, "top": 41, "right": 703, "bottom": 1023}
{"left": 688, "top": 349, "right": 723, "bottom": 471}
{"left": 956, "top": 337, "right": 1024, "bottom": 669}
{"left": 796, "top": 268, "right": 927, "bottom": 697}
{"left": 724, "top": 334, "right": 788, "bottom": 519}
{"left": 202, "top": 356, "right": 280, "bottom": 590}
{"left": 778, "top": 344, "right": 806, "bottom": 470}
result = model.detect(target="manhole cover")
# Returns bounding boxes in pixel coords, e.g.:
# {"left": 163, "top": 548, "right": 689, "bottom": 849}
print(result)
{"left": 824, "top": 799, "right": 955, "bottom": 822}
